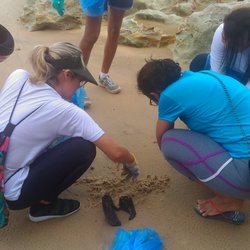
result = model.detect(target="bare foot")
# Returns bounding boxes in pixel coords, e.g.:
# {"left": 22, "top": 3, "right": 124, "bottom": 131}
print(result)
{"left": 196, "top": 195, "right": 244, "bottom": 217}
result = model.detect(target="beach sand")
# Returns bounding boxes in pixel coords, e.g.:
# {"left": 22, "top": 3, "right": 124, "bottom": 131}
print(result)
{"left": 1, "top": 1, "right": 250, "bottom": 250}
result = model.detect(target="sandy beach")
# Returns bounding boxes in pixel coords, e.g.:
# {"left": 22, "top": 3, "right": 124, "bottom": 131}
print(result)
{"left": 1, "top": 1, "right": 250, "bottom": 250}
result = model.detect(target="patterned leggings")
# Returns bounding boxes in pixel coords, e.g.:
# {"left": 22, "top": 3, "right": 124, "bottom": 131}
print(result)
{"left": 161, "top": 129, "right": 250, "bottom": 199}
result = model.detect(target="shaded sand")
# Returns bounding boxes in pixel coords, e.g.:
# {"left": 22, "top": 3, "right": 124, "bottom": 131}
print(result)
{"left": 1, "top": 1, "right": 250, "bottom": 250}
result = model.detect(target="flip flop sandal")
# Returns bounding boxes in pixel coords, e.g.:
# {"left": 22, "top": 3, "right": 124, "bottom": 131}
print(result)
{"left": 118, "top": 196, "right": 136, "bottom": 220}
{"left": 193, "top": 199, "right": 245, "bottom": 225}
{"left": 102, "top": 195, "right": 121, "bottom": 227}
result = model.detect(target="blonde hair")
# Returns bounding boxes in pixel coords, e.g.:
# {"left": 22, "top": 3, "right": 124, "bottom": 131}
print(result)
{"left": 29, "top": 42, "right": 83, "bottom": 84}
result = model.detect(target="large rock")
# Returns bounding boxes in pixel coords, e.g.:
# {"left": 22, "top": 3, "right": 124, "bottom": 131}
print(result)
{"left": 119, "top": 9, "right": 184, "bottom": 47}
{"left": 19, "top": 0, "right": 250, "bottom": 60}
{"left": 170, "top": 1, "right": 250, "bottom": 66}
{"left": 20, "top": 0, "right": 84, "bottom": 31}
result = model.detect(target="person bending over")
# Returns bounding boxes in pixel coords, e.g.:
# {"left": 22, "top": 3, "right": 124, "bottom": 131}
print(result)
{"left": 0, "top": 42, "right": 139, "bottom": 223}
{"left": 190, "top": 7, "right": 250, "bottom": 87}
{"left": 137, "top": 58, "right": 250, "bottom": 225}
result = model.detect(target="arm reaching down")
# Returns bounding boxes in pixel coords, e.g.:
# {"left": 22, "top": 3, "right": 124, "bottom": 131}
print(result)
{"left": 156, "top": 119, "right": 174, "bottom": 148}
{"left": 94, "top": 134, "right": 139, "bottom": 178}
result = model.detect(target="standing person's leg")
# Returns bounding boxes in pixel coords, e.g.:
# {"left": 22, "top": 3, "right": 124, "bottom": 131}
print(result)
{"left": 101, "top": 9, "right": 124, "bottom": 74}
{"left": 78, "top": 16, "right": 102, "bottom": 108}
{"left": 98, "top": 0, "right": 133, "bottom": 93}
{"left": 79, "top": 16, "right": 102, "bottom": 65}
{"left": 160, "top": 129, "right": 250, "bottom": 217}
{"left": 7, "top": 137, "right": 96, "bottom": 221}
{"left": 98, "top": 8, "right": 124, "bottom": 94}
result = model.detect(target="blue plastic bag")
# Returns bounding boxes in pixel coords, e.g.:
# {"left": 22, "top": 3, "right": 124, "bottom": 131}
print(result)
{"left": 72, "top": 86, "right": 85, "bottom": 109}
{"left": 79, "top": 0, "right": 105, "bottom": 16}
{"left": 109, "top": 227, "right": 163, "bottom": 250}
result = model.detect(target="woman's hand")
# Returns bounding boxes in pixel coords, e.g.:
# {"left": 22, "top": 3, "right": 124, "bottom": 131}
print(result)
{"left": 122, "top": 161, "right": 139, "bottom": 180}
{"left": 94, "top": 134, "right": 140, "bottom": 179}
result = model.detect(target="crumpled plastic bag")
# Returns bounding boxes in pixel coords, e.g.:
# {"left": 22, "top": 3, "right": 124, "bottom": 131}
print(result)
{"left": 51, "top": 0, "right": 64, "bottom": 16}
{"left": 109, "top": 227, "right": 163, "bottom": 250}
{"left": 79, "top": 0, "right": 105, "bottom": 17}
{"left": 71, "top": 86, "right": 85, "bottom": 109}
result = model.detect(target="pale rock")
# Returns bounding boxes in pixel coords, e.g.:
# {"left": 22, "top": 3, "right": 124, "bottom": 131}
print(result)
{"left": 20, "top": 0, "right": 84, "bottom": 31}
{"left": 170, "top": 1, "right": 250, "bottom": 66}
{"left": 119, "top": 10, "right": 184, "bottom": 47}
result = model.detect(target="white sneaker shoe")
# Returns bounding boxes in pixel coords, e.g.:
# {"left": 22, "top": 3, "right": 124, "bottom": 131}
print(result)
{"left": 98, "top": 75, "right": 121, "bottom": 94}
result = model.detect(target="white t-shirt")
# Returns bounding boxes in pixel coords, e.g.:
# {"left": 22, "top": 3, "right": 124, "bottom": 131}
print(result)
{"left": 0, "top": 69, "right": 104, "bottom": 201}
{"left": 210, "top": 23, "right": 250, "bottom": 87}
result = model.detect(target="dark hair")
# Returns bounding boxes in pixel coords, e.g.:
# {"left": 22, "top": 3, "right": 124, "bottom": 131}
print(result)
{"left": 137, "top": 58, "right": 181, "bottom": 98}
{"left": 223, "top": 7, "right": 250, "bottom": 73}
{"left": 0, "top": 24, "right": 14, "bottom": 56}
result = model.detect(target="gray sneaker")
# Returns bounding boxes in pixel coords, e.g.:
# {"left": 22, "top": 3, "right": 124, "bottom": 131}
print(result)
{"left": 98, "top": 75, "right": 121, "bottom": 94}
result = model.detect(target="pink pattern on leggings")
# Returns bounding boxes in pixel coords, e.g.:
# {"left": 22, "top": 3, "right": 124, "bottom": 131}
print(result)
{"left": 162, "top": 137, "right": 250, "bottom": 192}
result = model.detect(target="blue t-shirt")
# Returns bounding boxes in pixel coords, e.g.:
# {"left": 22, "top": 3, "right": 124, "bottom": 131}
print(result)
{"left": 158, "top": 70, "right": 250, "bottom": 158}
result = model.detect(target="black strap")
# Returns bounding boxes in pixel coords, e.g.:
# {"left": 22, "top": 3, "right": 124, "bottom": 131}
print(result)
{"left": 4, "top": 168, "right": 22, "bottom": 184}
{"left": 8, "top": 80, "right": 27, "bottom": 123}
{"left": 4, "top": 105, "right": 42, "bottom": 137}
{"left": 3, "top": 79, "right": 43, "bottom": 184}
{"left": 3, "top": 79, "right": 42, "bottom": 137}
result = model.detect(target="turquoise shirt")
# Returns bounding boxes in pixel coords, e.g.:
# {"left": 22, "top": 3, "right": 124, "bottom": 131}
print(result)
{"left": 158, "top": 70, "right": 250, "bottom": 158}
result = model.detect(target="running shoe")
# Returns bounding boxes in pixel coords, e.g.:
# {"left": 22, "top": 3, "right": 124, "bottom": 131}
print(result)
{"left": 98, "top": 75, "right": 121, "bottom": 94}
{"left": 29, "top": 198, "right": 80, "bottom": 222}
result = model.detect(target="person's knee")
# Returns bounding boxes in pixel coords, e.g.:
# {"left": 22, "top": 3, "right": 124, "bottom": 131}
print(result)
{"left": 82, "top": 33, "right": 99, "bottom": 46}
{"left": 160, "top": 129, "right": 195, "bottom": 160}
{"left": 73, "top": 137, "right": 96, "bottom": 163}
{"left": 85, "top": 141, "right": 96, "bottom": 163}
{"left": 108, "top": 27, "right": 121, "bottom": 40}
{"left": 190, "top": 53, "right": 209, "bottom": 71}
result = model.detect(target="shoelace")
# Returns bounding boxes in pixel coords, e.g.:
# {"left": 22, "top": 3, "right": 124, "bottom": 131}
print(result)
{"left": 102, "top": 76, "right": 116, "bottom": 88}
{"left": 231, "top": 211, "right": 241, "bottom": 222}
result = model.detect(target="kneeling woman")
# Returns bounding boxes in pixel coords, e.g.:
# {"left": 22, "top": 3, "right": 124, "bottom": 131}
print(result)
{"left": 137, "top": 58, "right": 250, "bottom": 224}
{"left": 0, "top": 42, "right": 138, "bottom": 223}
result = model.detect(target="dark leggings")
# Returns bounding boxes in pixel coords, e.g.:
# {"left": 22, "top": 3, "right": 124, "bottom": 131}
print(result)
{"left": 189, "top": 53, "right": 210, "bottom": 72}
{"left": 7, "top": 137, "right": 96, "bottom": 210}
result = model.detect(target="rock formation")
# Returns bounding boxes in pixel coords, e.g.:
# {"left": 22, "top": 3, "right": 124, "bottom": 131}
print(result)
{"left": 19, "top": 0, "right": 250, "bottom": 66}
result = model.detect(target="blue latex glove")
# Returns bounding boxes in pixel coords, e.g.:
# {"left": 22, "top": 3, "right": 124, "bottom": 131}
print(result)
{"left": 51, "top": 0, "right": 64, "bottom": 16}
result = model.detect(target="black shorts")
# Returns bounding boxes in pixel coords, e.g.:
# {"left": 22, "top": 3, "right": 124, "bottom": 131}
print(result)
{"left": 106, "top": 0, "right": 133, "bottom": 10}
